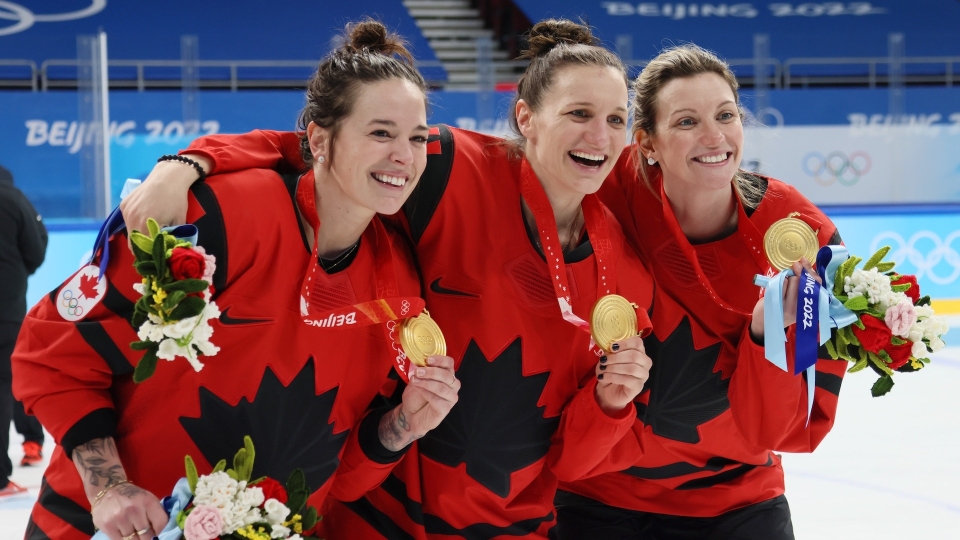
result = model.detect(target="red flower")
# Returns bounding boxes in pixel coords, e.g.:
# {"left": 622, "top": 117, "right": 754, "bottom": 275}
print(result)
{"left": 169, "top": 247, "right": 206, "bottom": 281}
{"left": 891, "top": 274, "right": 920, "bottom": 303}
{"left": 851, "top": 315, "right": 892, "bottom": 353}
{"left": 255, "top": 477, "right": 287, "bottom": 505}
{"left": 884, "top": 341, "right": 913, "bottom": 370}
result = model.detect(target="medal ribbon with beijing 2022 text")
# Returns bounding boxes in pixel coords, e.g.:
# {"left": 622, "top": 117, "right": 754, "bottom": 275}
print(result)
{"left": 296, "top": 170, "right": 425, "bottom": 382}
{"left": 519, "top": 159, "right": 650, "bottom": 353}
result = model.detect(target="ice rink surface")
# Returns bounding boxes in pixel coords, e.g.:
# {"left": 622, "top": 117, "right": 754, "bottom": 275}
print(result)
{"left": 3, "top": 331, "right": 958, "bottom": 539}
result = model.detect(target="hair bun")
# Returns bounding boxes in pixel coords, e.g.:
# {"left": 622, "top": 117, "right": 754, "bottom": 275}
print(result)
{"left": 343, "top": 19, "right": 413, "bottom": 63}
{"left": 521, "top": 19, "right": 598, "bottom": 59}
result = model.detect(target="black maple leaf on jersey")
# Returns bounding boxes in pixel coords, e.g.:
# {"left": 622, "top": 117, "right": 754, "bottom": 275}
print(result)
{"left": 637, "top": 317, "right": 728, "bottom": 444}
{"left": 418, "top": 338, "right": 559, "bottom": 498}
{"left": 180, "top": 358, "right": 348, "bottom": 492}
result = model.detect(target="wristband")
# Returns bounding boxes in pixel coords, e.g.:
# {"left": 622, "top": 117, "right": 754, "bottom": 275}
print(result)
{"left": 158, "top": 154, "right": 207, "bottom": 182}
{"left": 90, "top": 479, "right": 132, "bottom": 512}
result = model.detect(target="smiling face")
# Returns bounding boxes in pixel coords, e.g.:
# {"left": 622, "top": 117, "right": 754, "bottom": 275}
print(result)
{"left": 517, "top": 64, "right": 628, "bottom": 200}
{"left": 640, "top": 72, "right": 743, "bottom": 195}
{"left": 308, "top": 77, "right": 428, "bottom": 217}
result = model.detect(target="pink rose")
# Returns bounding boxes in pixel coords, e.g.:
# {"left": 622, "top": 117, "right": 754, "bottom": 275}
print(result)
{"left": 191, "top": 245, "right": 217, "bottom": 284}
{"left": 183, "top": 504, "right": 223, "bottom": 540}
{"left": 884, "top": 300, "right": 917, "bottom": 338}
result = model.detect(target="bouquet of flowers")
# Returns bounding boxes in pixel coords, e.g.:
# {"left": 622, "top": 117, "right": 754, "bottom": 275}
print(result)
{"left": 167, "top": 437, "right": 320, "bottom": 540}
{"left": 823, "top": 246, "right": 949, "bottom": 396}
{"left": 129, "top": 218, "right": 220, "bottom": 382}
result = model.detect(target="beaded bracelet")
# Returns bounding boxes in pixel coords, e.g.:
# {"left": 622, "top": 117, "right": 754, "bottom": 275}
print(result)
{"left": 158, "top": 154, "right": 207, "bottom": 182}
{"left": 90, "top": 479, "right": 132, "bottom": 511}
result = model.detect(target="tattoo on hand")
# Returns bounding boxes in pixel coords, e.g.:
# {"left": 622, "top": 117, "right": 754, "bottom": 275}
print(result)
{"left": 72, "top": 438, "right": 126, "bottom": 488}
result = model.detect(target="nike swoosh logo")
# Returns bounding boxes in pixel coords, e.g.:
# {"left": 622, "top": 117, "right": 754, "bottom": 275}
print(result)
{"left": 429, "top": 277, "right": 480, "bottom": 298}
{"left": 219, "top": 307, "right": 273, "bottom": 326}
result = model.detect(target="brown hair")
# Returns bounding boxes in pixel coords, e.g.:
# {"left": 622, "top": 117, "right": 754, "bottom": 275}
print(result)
{"left": 509, "top": 19, "right": 628, "bottom": 145}
{"left": 297, "top": 19, "right": 427, "bottom": 166}
{"left": 632, "top": 44, "right": 763, "bottom": 208}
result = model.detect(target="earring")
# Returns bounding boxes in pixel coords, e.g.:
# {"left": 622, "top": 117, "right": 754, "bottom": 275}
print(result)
{"left": 317, "top": 156, "right": 325, "bottom": 164}
{"left": 647, "top": 157, "right": 656, "bottom": 166}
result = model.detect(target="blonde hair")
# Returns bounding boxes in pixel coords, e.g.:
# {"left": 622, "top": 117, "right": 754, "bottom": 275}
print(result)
{"left": 632, "top": 44, "right": 763, "bottom": 208}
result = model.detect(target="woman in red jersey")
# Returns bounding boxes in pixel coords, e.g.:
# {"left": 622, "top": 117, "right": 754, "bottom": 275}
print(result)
{"left": 120, "top": 20, "right": 657, "bottom": 539}
{"left": 554, "top": 44, "right": 848, "bottom": 540}
{"left": 11, "top": 22, "right": 461, "bottom": 540}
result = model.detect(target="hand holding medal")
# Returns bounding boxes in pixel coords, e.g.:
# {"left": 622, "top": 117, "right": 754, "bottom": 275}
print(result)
{"left": 589, "top": 294, "right": 653, "bottom": 414}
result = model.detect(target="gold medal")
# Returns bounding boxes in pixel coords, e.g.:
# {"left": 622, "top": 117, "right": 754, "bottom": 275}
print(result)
{"left": 763, "top": 216, "right": 818, "bottom": 271}
{"left": 398, "top": 309, "right": 446, "bottom": 367}
{"left": 590, "top": 295, "right": 639, "bottom": 353}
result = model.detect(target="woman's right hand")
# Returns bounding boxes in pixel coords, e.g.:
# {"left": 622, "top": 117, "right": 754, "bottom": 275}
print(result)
{"left": 119, "top": 154, "right": 210, "bottom": 236}
{"left": 91, "top": 482, "right": 168, "bottom": 540}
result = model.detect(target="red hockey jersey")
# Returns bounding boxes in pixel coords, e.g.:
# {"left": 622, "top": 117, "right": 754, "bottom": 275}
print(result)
{"left": 177, "top": 126, "right": 656, "bottom": 538}
{"left": 12, "top": 169, "right": 420, "bottom": 539}
{"left": 556, "top": 150, "right": 848, "bottom": 517}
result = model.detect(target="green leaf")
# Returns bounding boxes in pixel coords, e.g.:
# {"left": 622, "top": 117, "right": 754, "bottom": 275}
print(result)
{"left": 843, "top": 295, "right": 868, "bottom": 311}
{"left": 130, "top": 231, "right": 155, "bottom": 255}
{"left": 876, "top": 261, "right": 896, "bottom": 272}
{"left": 871, "top": 374, "right": 895, "bottom": 397}
{"left": 134, "top": 261, "right": 158, "bottom": 277}
{"left": 242, "top": 436, "right": 256, "bottom": 482}
{"left": 301, "top": 506, "right": 319, "bottom": 530}
{"left": 212, "top": 459, "right": 227, "bottom": 473}
{"left": 226, "top": 469, "right": 239, "bottom": 481}
{"left": 129, "top": 340, "right": 156, "bottom": 351}
{"left": 131, "top": 309, "right": 147, "bottom": 329}
{"left": 286, "top": 469, "right": 308, "bottom": 514}
{"left": 164, "top": 234, "right": 178, "bottom": 251}
{"left": 868, "top": 351, "right": 894, "bottom": 376}
{"left": 169, "top": 295, "right": 206, "bottom": 320}
{"left": 164, "top": 279, "right": 209, "bottom": 294}
{"left": 147, "top": 218, "right": 161, "bottom": 239}
{"left": 133, "top": 348, "right": 159, "bottom": 383}
{"left": 185, "top": 455, "right": 199, "bottom": 493}
{"left": 825, "top": 339, "right": 839, "bottom": 359}
{"left": 162, "top": 290, "right": 187, "bottom": 312}
{"left": 863, "top": 246, "right": 891, "bottom": 271}
{"left": 891, "top": 336, "right": 906, "bottom": 345}
{"left": 152, "top": 229, "right": 167, "bottom": 266}
{"left": 176, "top": 509, "right": 188, "bottom": 530}
{"left": 233, "top": 448, "right": 247, "bottom": 479}
{"left": 917, "top": 295, "right": 931, "bottom": 307}
{"left": 848, "top": 357, "right": 868, "bottom": 372}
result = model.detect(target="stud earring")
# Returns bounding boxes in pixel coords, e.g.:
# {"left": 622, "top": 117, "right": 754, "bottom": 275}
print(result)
{"left": 647, "top": 157, "right": 656, "bottom": 166}
{"left": 317, "top": 156, "right": 325, "bottom": 164}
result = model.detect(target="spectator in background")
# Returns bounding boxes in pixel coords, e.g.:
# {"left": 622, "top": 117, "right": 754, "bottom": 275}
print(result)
{"left": 0, "top": 164, "right": 48, "bottom": 496}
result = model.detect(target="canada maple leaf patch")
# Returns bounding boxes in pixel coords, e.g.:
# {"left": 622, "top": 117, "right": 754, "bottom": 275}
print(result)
{"left": 56, "top": 264, "right": 107, "bottom": 322}
{"left": 180, "top": 358, "right": 348, "bottom": 492}
{"left": 636, "top": 317, "right": 728, "bottom": 444}
{"left": 418, "top": 338, "right": 559, "bottom": 498}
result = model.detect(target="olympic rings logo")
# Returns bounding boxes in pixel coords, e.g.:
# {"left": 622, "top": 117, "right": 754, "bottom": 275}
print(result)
{"left": 801, "top": 151, "right": 871, "bottom": 187}
{"left": 870, "top": 230, "right": 960, "bottom": 286}
{"left": 60, "top": 289, "right": 84, "bottom": 317}
{"left": 0, "top": 1, "right": 105, "bottom": 37}
{"left": 400, "top": 300, "right": 410, "bottom": 316}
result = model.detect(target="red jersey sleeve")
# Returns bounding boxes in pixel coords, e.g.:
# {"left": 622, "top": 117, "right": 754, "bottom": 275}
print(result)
{"left": 181, "top": 129, "right": 304, "bottom": 174}
{"left": 12, "top": 233, "right": 143, "bottom": 451}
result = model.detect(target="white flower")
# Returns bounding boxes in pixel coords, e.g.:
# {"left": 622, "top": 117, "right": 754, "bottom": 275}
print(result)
{"left": 912, "top": 340, "right": 929, "bottom": 358}
{"left": 844, "top": 268, "right": 893, "bottom": 305}
{"left": 132, "top": 282, "right": 146, "bottom": 295}
{"left": 264, "top": 498, "right": 290, "bottom": 524}
{"left": 270, "top": 524, "right": 291, "bottom": 538}
{"left": 163, "top": 314, "right": 200, "bottom": 340}
{"left": 193, "top": 471, "right": 239, "bottom": 509}
{"left": 137, "top": 318, "right": 165, "bottom": 343}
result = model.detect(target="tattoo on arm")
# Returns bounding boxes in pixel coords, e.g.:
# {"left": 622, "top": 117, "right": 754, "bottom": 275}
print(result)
{"left": 72, "top": 437, "right": 126, "bottom": 489}
{"left": 378, "top": 408, "right": 423, "bottom": 452}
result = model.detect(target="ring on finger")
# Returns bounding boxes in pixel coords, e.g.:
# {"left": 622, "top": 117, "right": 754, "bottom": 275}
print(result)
{"left": 123, "top": 534, "right": 137, "bottom": 540}
{"left": 136, "top": 528, "right": 151, "bottom": 537}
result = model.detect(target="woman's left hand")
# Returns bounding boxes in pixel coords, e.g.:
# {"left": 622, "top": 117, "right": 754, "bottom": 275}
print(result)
{"left": 594, "top": 335, "right": 652, "bottom": 414}
{"left": 379, "top": 355, "right": 460, "bottom": 452}
{"left": 750, "top": 258, "right": 823, "bottom": 341}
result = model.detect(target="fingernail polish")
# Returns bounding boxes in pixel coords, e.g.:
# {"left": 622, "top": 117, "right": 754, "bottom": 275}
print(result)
{"left": 599, "top": 364, "right": 607, "bottom": 371}
{"left": 598, "top": 373, "right": 604, "bottom": 380}
{"left": 612, "top": 343, "right": 620, "bottom": 352}
{"left": 599, "top": 355, "right": 607, "bottom": 364}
